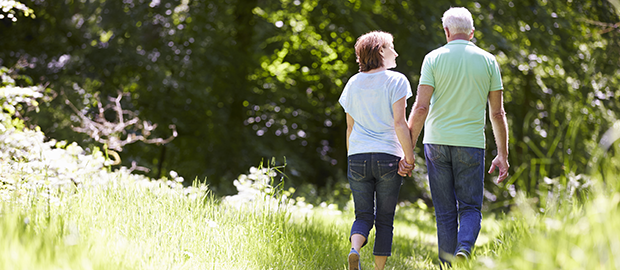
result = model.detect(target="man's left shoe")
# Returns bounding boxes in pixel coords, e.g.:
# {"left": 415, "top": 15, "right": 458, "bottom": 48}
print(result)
{"left": 455, "top": 249, "right": 470, "bottom": 263}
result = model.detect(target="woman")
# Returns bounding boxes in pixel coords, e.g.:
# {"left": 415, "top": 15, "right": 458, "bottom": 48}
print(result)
{"left": 339, "top": 31, "right": 415, "bottom": 270}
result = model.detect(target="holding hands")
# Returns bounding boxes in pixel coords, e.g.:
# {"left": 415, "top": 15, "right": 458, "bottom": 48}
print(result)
{"left": 398, "top": 158, "right": 415, "bottom": 177}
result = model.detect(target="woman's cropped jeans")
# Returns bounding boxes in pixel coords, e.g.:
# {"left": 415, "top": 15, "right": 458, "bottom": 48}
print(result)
{"left": 424, "top": 144, "right": 485, "bottom": 265}
{"left": 348, "top": 153, "right": 403, "bottom": 256}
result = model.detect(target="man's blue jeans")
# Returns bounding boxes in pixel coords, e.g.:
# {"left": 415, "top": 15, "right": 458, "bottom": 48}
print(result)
{"left": 348, "top": 153, "right": 403, "bottom": 256}
{"left": 424, "top": 144, "right": 485, "bottom": 264}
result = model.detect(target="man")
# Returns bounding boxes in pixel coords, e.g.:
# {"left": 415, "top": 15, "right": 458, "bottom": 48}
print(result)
{"left": 400, "top": 6, "right": 510, "bottom": 267}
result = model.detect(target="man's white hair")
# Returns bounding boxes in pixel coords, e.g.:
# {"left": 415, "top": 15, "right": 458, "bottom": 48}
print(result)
{"left": 442, "top": 7, "right": 474, "bottom": 35}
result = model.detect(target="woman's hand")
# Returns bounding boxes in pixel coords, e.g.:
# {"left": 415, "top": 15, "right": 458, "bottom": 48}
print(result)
{"left": 398, "top": 159, "right": 414, "bottom": 177}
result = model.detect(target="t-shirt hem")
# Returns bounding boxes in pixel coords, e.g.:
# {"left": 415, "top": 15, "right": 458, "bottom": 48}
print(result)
{"left": 421, "top": 140, "right": 485, "bottom": 149}
{"left": 348, "top": 149, "right": 404, "bottom": 158}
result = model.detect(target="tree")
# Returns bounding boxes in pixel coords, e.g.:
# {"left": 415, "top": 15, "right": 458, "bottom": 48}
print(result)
{"left": 1, "top": 0, "right": 618, "bottom": 207}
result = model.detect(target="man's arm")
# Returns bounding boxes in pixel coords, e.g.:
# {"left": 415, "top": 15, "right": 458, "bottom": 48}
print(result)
{"left": 488, "top": 90, "right": 510, "bottom": 183}
{"left": 345, "top": 113, "right": 354, "bottom": 152}
{"left": 408, "top": 85, "right": 434, "bottom": 146}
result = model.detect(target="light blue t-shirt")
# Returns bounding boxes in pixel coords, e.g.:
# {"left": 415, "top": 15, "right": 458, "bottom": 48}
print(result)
{"left": 419, "top": 40, "right": 503, "bottom": 149}
{"left": 339, "top": 70, "right": 413, "bottom": 157}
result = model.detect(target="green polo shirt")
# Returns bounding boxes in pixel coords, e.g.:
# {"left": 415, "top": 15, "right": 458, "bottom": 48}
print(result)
{"left": 419, "top": 40, "right": 503, "bottom": 149}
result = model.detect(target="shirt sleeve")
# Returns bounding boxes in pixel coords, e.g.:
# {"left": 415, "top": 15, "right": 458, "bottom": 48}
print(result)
{"left": 489, "top": 57, "right": 503, "bottom": 91}
{"left": 339, "top": 80, "right": 351, "bottom": 113}
{"left": 419, "top": 54, "right": 435, "bottom": 87}
{"left": 391, "top": 74, "right": 413, "bottom": 106}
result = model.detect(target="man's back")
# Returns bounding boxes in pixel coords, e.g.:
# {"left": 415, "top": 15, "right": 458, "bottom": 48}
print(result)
{"left": 405, "top": 7, "right": 511, "bottom": 266}
{"left": 419, "top": 40, "right": 503, "bottom": 149}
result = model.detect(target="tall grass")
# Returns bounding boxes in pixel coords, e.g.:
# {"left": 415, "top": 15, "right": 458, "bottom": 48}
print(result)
{"left": 467, "top": 185, "right": 620, "bottom": 269}
{"left": 2, "top": 149, "right": 619, "bottom": 270}
{"left": 465, "top": 144, "right": 620, "bottom": 270}
{"left": 1, "top": 140, "right": 619, "bottom": 270}
{"left": 0, "top": 170, "right": 440, "bottom": 269}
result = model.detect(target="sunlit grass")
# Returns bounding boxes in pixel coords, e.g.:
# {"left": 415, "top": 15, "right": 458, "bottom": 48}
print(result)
{"left": 0, "top": 175, "right": 438, "bottom": 270}
{"left": 3, "top": 160, "right": 620, "bottom": 270}
{"left": 466, "top": 183, "right": 620, "bottom": 270}
{"left": 3, "top": 170, "right": 620, "bottom": 270}
{"left": 2, "top": 146, "right": 619, "bottom": 270}
{"left": 462, "top": 152, "right": 620, "bottom": 270}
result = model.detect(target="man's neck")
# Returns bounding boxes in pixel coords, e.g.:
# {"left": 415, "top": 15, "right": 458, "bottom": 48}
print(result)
{"left": 447, "top": 34, "right": 471, "bottom": 42}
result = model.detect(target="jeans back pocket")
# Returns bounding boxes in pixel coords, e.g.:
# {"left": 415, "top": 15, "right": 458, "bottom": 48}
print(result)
{"left": 348, "top": 159, "right": 366, "bottom": 181}
{"left": 377, "top": 159, "right": 400, "bottom": 181}
{"left": 425, "top": 144, "right": 447, "bottom": 163}
{"left": 456, "top": 147, "right": 483, "bottom": 167}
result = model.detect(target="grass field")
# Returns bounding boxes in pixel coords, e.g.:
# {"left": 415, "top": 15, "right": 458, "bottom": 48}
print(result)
{"left": 0, "top": 166, "right": 439, "bottom": 270}
{"left": 1, "top": 162, "right": 619, "bottom": 270}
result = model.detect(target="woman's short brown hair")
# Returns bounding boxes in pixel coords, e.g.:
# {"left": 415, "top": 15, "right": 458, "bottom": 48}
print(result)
{"left": 354, "top": 31, "right": 393, "bottom": 72}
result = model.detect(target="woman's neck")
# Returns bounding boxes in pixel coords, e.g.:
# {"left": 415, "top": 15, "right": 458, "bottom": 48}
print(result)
{"left": 362, "top": 67, "right": 387, "bottom": 74}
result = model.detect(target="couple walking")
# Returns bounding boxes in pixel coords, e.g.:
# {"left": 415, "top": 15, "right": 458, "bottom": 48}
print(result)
{"left": 339, "top": 7, "right": 510, "bottom": 270}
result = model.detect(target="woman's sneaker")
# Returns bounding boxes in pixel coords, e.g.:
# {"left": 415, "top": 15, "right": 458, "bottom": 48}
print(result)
{"left": 348, "top": 248, "right": 361, "bottom": 270}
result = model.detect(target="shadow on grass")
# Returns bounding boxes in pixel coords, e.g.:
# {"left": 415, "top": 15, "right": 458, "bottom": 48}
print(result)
{"left": 252, "top": 206, "right": 442, "bottom": 270}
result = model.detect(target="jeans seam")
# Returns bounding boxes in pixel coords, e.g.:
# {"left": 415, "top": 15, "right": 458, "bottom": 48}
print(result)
{"left": 349, "top": 153, "right": 401, "bottom": 258}
{"left": 426, "top": 145, "right": 484, "bottom": 264}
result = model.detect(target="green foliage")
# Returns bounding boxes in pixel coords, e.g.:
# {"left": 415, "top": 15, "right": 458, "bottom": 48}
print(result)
{"left": 0, "top": 66, "right": 42, "bottom": 126}
{"left": 0, "top": 0, "right": 619, "bottom": 208}
{"left": 478, "top": 0, "right": 620, "bottom": 207}
{"left": 0, "top": 0, "right": 35, "bottom": 22}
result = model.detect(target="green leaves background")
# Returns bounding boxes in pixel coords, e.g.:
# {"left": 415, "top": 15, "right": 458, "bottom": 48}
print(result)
{"left": 1, "top": 0, "right": 618, "bottom": 207}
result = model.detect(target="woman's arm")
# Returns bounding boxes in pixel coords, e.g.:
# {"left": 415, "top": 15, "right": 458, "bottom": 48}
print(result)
{"left": 345, "top": 113, "right": 354, "bottom": 152}
{"left": 393, "top": 97, "right": 415, "bottom": 165}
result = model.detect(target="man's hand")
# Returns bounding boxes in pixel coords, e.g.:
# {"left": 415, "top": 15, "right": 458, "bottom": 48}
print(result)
{"left": 398, "top": 159, "right": 414, "bottom": 177}
{"left": 488, "top": 155, "right": 509, "bottom": 183}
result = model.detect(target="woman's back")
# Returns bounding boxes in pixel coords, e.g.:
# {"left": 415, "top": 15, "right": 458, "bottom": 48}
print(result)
{"left": 339, "top": 70, "right": 411, "bottom": 157}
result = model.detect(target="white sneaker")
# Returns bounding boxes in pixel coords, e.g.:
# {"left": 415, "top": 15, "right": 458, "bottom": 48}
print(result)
{"left": 455, "top": 250, "right": 469, "bottom": 262}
